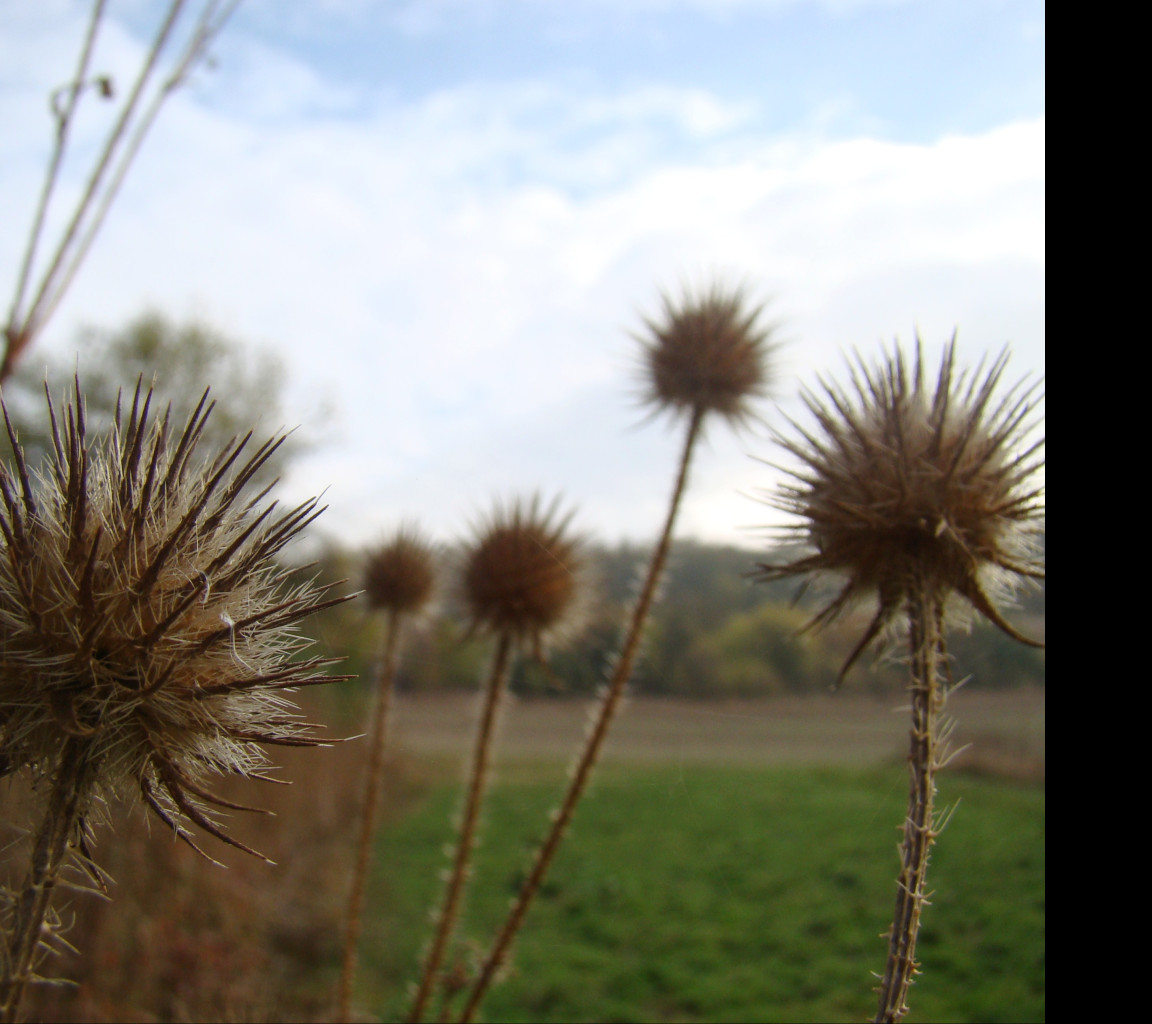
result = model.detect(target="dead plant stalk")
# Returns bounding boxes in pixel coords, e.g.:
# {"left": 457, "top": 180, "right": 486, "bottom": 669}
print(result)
{"left": 456, "top": 408, "right": 703, "bottom": 1023}
{"left": 0, "top": 740, "right": 92, "bottom": 1023}
{"left": 339, "top": 610, "right": 403, "bottom": 1022}
{"left": 408, "top": 633, "right": 514, "bottom": 1023}
{"left": 873, "top": 584, "right": 953, "bottom": 1023}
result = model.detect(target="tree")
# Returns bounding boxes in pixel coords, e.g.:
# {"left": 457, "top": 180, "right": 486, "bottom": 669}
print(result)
{"left": 1, "top": 311, "right": 316, "bottom": 487}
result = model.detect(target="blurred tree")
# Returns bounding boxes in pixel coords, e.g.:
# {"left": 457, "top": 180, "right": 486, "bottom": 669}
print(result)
{"left": 947, "top": 619, "right": 1046, "bottom": 689}
{"left": 689, "top": 603, "right": 836, "bottom": 696}
{"left": 300, "top": 536, "right": 1046, "bottom": 702}
{"left": 0, "top": 311, "right": 318, "bottom": 487}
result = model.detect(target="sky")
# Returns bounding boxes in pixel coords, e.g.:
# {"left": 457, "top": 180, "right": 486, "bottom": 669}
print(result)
{"left": 0, "top": 0, "right": 1045, "bottom": 554}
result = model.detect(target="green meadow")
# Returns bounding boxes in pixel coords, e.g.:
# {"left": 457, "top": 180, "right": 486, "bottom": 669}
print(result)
{"left": 354, "top": 757, "right": 1044, "bottom": 1023}
{"left": 9, "top": 693, "right": 1043, "bottom": 1023}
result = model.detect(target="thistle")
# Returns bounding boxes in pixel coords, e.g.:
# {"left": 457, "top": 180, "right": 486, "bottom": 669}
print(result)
{"left": 457, "top": 282, "right": 776, "bottom": 1022}
{"left": 364, "top": 527, "right": 437, "bottom": 618}
{"left": 0, "top": 379, "right": 350, "bottom": 1021}
{"left": 340, "top": 526, "right": 436, "bottom": 1022}
{"left": 409, "top": 496, "right": 582, "bottom": 1023}
{"left": 757, "top": 338, "right": 1044, "bottom": 1022}
{"left": 639, "top": 282, "right": 772, "bottom": 430}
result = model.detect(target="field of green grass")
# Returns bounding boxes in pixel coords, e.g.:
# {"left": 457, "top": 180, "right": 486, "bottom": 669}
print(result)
{"left": 349, "top": 693, "right": 1045, "bottom": 1023}
{"left": 8, "top": 690, "right": 1043, "bottom": 1023}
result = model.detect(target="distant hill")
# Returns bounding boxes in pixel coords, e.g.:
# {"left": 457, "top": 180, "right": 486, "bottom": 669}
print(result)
{"left": 314, "top": 538, "right": 1045, "bottom": 698}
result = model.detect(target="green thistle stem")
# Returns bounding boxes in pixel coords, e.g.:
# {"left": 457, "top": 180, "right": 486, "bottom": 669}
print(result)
{"left": 339, "top": 609, "right": 403, "bottom": 1022}
{"left": 1, "top": 738, "right": 92, "bottom": 1023}
{"left": 457, "top": 406, "right": 705, "bottom": 1024}
{"left": 409, "top": 631, "right": 515, "bottom": 1023}
{"left": 874, "top": 582, "right": 949, "bottom": 1023}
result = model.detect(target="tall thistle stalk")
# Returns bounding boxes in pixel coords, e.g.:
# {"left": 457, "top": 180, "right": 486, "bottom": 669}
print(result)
{"left": 0, "top": 379, "right": 350, "bottom": 1022}
{"left": 873, "top": 583, "right": 952, "bottom": 1023}
{"left": 339, "top": 529, "right": 435, "bottom": 1022}
{"left": 408, "top": 498, "right": 583, "bottom": 1023}
{"left": 758, "top": 339, "right": 1044, "bottom": 1023}
{"left": 407, "top": 634, "right": 513, "bottom": 1024}
{"left": 3, "top": 1, "right": 243, "bottom": 382}
{"left": 457, "top": 284, "right": 776, "bottom": 1022}
{"left": 1, "top": 739, "right": 94, "bottom": 1022}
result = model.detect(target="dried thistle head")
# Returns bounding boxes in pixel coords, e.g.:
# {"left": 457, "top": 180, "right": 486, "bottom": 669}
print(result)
{"left": 760, "top": 338, "right": 1044, "bottom": 682}
{"left": 363, "top": 526, "right": 436, "bottom": 616}
{"left": 637, "top": 282, "right": 776, "bottom": 428}
{"left": 0, "top": 379, "right": 351, "bottom": 861}
{"left": 461, "top": 496, "right": 583, "bottom": 645}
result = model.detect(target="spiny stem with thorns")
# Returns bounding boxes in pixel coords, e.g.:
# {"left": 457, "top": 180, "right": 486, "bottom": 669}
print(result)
{"left": 38, "top": 1, "right": 245, "bottom": 336}
{"left": 874, "top": 582, "right": 951, "bottom": 1024}
{"left": 409, "top": 632, "right": 515, "bottom": 1023}
{"left": 0, "top": 739, "right": 92, "bottom": 1024}
{"left": 3, "top": 0, "right": 243, "bottom": 381}
{"left": 4, "top": 0, "right": 105, "bottom": 351}
{"left": 457, "top": 407, "right": 704, "bottom": 1023}
{"left": 338, "top": 610, "right": 404, "bottom": 1022}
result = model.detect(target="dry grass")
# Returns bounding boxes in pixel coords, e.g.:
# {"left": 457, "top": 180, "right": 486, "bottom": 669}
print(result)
{"left": 385, "top": 687, "right": 1045, "bottom": 775}
{"left": 3, "top": 736, "right": 418, "bottom": 1023}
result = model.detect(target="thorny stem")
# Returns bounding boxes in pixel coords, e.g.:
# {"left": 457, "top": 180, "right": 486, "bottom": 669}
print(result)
{"left": 873, "top": 582, "right": 949, "bottom": 1023}
{"left": 2, "top": 0, "right": 243, "bottom": 383}
{"left": 457, "top": 407, "right": 705, "bottom": 1023}
{"left": 37, "top": 1, "right": 244, "bottom": 335}
{"left": 4, "top": 0, "right": 106, "bottom": 346}
{"left": 0, "top": 738, "right": 92, "bottom": 1023}
{"left": 338, "top": 610, "right": 404, "bottom": 1022}
{"left": 409, "top": 632, "right": 515, "bottom": 1023}
{"left": 12, "top": 0, "right": 187, "bottom": 363}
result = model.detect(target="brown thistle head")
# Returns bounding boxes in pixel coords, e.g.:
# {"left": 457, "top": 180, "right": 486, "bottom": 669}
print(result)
{"left": 637, "top": 282, "right": 776, "bottom": 429}
{"left": 759, "top": 337, "right": 1044, "bottom": 682}
{"left": 461, "top": 495, "right": 583, "bottom": 645}
{"left": 0, "top": 378, "right": 352, "bottom": 861}
{"left": 363, "top": 525, "right": 436, "bottom": 616}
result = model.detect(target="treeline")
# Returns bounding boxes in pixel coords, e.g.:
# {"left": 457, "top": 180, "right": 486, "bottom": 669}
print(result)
{"left": 310, "top": 539, "right": 1045, "bottom": 698}
{"left": 1, "top": 318, "right": 1043, "bottom": 699}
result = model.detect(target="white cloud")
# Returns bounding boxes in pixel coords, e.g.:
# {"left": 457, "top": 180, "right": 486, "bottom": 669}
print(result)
{"left": 1, "top": 12, "right": 1043, "bottom": 552}
{"left": 377, "top": 0, "right": 918, "bottom": 34}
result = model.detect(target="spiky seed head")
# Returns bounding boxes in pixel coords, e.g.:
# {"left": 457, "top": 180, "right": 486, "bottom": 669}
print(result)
{"left": 0, "top": 379, "right": 351, "bottom": 861}
{"left": 461, "top": 496, "right": 583, "bottom": 643}
{"left": 759, "top": 338, "right": 1044, "bottom": 682}
{"left": 638, "top": 282, "right": 775, "bottom": 427}
{"left": 363, "top": 526, "right": 436, "bottom": 615}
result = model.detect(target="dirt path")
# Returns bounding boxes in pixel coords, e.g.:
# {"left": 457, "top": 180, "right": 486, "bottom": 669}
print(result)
{"left": 383, "top": 688, "right": 1045, "bottom": 773}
